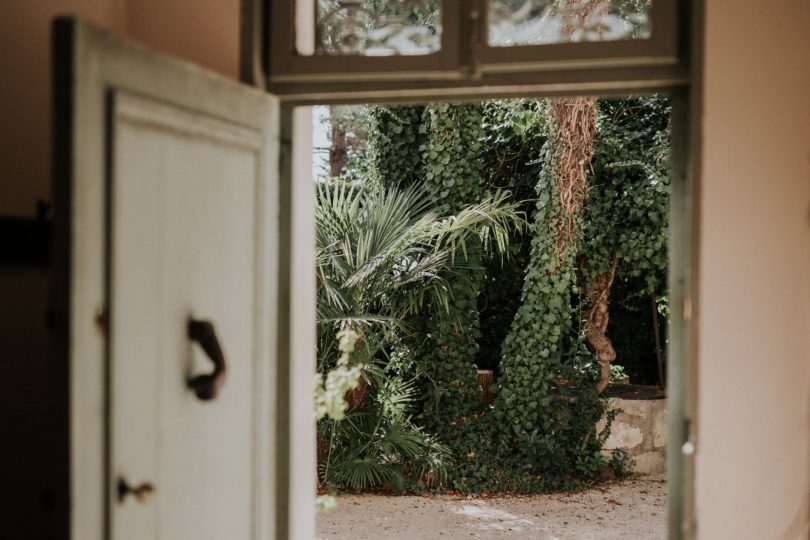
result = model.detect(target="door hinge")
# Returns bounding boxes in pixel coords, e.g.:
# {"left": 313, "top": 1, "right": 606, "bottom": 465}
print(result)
{"left": 94, "top": 304, "right": 108, "bottom": 335}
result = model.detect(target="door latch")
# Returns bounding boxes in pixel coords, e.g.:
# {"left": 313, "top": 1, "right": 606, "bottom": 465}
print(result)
{"left": 117, "top": 477, "right": 155, "bottom": 504}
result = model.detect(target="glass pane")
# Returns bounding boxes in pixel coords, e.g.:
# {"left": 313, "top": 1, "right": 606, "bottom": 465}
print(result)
{"left": 488, "top": 0, "right": 651, "bottom": 46}
{"left": 315, "top": 0, "right": 441, "bottom": 56}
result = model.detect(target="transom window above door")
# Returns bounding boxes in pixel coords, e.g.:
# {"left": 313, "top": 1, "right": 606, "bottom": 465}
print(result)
{"left": 265, "top": 0, "right": 682, "bottom": 96}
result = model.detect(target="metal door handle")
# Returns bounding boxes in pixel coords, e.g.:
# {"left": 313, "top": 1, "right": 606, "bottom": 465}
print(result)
{"left": 117, "top": 477, "right": 155, "bottom": 503}
{"left": 187, "top": 319, "right": 227, "bottom": 401}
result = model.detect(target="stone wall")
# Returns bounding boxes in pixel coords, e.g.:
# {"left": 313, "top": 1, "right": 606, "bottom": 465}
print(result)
{"left": 597, "top": 397, "right": 667, "bottom": 475}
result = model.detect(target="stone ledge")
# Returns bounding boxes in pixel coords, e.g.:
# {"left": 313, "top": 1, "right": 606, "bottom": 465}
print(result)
{"left": 598, "top": 396, "right": 667, "bottom": 475}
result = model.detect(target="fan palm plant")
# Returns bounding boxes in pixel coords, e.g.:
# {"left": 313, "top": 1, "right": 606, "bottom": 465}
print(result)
{"left": 321, "top": 372, "right": 451, "bottom": 492}
{"left": 316, "top": 180, "right": 523, "bottom": 368}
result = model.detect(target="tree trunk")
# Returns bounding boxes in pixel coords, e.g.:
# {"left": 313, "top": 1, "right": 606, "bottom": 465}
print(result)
{"left": 477, "top": 369, "right": 495, "bottom": 405}
{"left": 550, "top": 97, "right": 597, "bottom": 262}
{"left": 329, "top": 111, "right": 348, "bottom": 177}
{"left": 586, "top": 255, "right": 618, "bottom": 394}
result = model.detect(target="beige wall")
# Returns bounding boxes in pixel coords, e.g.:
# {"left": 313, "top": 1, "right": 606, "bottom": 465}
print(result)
{"left": 0, "top": 1, "right": 125, "bottom": 217}
{"left": 0, "top": 0, "right": 239, "bottom": 217}
{"left": 696, "top": 0, "right": 810, "bottom": 538}
{"left": 125, "top": 0, "right": 240, "bottom": 80}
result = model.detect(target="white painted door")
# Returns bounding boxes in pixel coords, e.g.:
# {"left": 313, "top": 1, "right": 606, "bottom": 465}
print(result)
{"left": 109, "top": 95, "right": 265, "bottom": 540}
{"left": 55, "top": 20, "right": 279, "bottom": 540}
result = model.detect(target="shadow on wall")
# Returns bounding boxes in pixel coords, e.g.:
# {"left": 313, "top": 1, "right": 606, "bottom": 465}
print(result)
{"left": 0, "top": 212, "right": 67, "bottom": 536}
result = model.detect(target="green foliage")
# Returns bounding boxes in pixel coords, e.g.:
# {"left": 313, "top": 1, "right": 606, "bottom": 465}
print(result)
{"left": 315, "top": 179, "right": 522, "bottom": 492}
{"left": 579, "top": 97, "right": 671, "bottom": 383}
{"left": 367, "top": 106, "right": 425, "bottom": 189}
{"left": 580, "top": 97, "right": 670, "bottom": 295}
{"left": 319, "top": 368, "right": 451, "bottom": 493}
{"left": 609, "top": 363, "right": 629, "bottom": 383}
{"left": 419, "top": 103, "right": 486, "bottom": 213}
{"left": 478, "top": 100, "right": 549, "bottom": 371}
{"left": 410, "top": 103, "right": 486, "bottom": 400}
{"left": 369, "top": 104, "right": 492, "bottom": 420}
{"left": 315, "top": 180, "right": 521, "bottom": 370}
{"left": 492, "top": 122, "right": 609, "bottom": 490}
{"left": 369, "top": 103, "right": 505, "bottom": 491}
{"left": 409, "top": 103, "right": 488, "bottom": 433}
{"left": 318, "top": 97, "right": 670, "bottom": 495}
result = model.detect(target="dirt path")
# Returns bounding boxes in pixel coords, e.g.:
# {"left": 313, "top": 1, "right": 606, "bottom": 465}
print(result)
{"left": 317, "top": 476, "right": 666, "bottom": 540}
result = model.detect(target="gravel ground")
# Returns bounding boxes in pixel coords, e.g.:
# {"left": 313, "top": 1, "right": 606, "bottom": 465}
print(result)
{"left": 317, "top": 476, "right": 666, "bottom": 540}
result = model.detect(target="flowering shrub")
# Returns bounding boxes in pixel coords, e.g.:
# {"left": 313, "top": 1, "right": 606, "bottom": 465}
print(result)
{"left": 314, "top": 329, "right": 364, "bottom": 422}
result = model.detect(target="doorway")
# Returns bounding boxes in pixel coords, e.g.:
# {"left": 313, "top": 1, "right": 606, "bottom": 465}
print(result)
{"left": 262, "top": 4, "right": 697, "bottom": 531}
{"left": 308, "top": 95, "right": 675, "bottom": 538}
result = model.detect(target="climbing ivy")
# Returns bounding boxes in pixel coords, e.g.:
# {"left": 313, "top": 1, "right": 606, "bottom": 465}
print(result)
{"left": 419, "top": 103, "right": 486, "bottom": 212}
{"left": 492, "top": 114, "right": 609, "bottom": 489}
{"left": 367, "top": 105, "right": 425, "bottom": 189}
{"left": 477, "top": 100, "right": 548, "bottom": 372}
{"left": 580, "top": 97, "right": 671, "bottom": 297}
{"left": 365, "top": 103, "right": 500, "bottom": 491}
{"left": 411, "top": 103, "right": 487, "bottom": 429}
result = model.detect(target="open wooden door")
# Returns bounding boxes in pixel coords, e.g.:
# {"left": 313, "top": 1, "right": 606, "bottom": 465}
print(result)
{"left": 52, "top": 19, "right": 280, "bottom": 540}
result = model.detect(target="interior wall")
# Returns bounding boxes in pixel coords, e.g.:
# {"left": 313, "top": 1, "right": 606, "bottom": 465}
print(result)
{"left": 696, "top": 0, "right": 810, "bottom": 538}
{"left": 125, "top": 0, "right": 240, "bottom": 80}
{"left": 0, "top": 0, "right": 126, "bottom": 217}
{"left": 0, "top": 0, "right": 240, "bottom": 217}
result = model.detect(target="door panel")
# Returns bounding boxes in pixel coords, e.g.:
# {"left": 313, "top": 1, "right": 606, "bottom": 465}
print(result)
{"left": 53, "top": 19, "right": 279, "bottom": 540}
{"left": 111, "top": 94, "right": 262, "bottom": 539}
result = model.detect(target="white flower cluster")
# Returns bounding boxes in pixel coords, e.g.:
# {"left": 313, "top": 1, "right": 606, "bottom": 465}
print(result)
{"left": 315, "top": 494, "right": 338, "bottom": 513}
{"left": 314, "top": 328, "right": 364, "bottom": 421}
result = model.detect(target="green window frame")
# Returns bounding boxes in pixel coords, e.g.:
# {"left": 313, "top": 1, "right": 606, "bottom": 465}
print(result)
{"left": 258, "top": 0, "right": 685, "bottom": 102}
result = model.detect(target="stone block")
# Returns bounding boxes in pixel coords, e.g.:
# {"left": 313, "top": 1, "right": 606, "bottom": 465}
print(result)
{"left": 603, "top": 422, "right": 644, "bottom": 450}
{"left": 609, "top": 398, "right": 650, "bottom": 419}
{"left": 653, "top": 408, "right": 668, "bottom": 448}
{"left": 633, "top": 451, "right": 666, "bottom": 475}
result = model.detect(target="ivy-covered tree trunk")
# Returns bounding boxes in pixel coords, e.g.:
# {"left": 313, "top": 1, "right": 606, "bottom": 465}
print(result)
{"left": 368, "top": 103, "right": 486, "bottom": 430}
{"left": 496, "top": 98, "right": 600, "bottom": 483}
{"left": 368, "top": 103, "right": 521, "bottom": 491}
{"left": 416, "top": 103, "right": 486, "bottom": 430}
